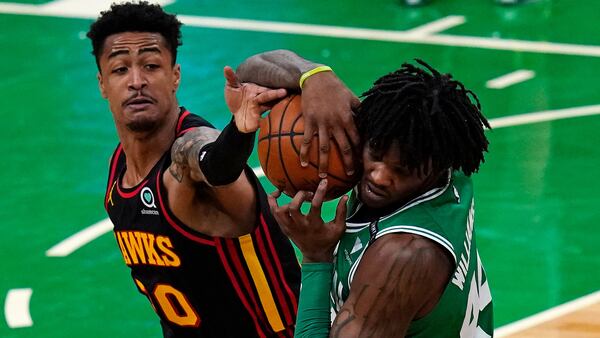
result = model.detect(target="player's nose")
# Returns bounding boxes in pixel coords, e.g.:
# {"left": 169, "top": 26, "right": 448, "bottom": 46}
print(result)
{"left": 128, "top": 67, "right": 147, "bottom": 91}
{"left": 368, "top": 163, "right": 392, "bottom": 187}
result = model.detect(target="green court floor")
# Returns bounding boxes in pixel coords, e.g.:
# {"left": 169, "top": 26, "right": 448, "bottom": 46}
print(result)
{"left": 1, "top": 0, "right": 599, "bottom": 337}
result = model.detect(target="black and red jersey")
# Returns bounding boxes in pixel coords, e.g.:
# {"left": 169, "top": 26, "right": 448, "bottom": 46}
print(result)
{"left": 104, "top": 109, "right": 300, "bottom": 338}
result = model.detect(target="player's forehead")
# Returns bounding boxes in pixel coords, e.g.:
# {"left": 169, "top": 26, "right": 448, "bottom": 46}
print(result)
{"left": 101, "top": 32, "right": 169, "bottom": 58}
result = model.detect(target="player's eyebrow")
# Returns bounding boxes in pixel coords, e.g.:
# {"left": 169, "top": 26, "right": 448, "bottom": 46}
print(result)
{"left": 139, "top": 46, "right": 161, "bottom": 55}
{"left": 108, "top": 46, "right": 161, "bottom": 59}
{"left": 108, "top": 49, "right": 130, "bottom": 59}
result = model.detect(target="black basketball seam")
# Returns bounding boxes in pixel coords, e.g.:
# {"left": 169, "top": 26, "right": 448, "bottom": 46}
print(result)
{"left": 258, "top": 132, "right": 304, "bottom": 142}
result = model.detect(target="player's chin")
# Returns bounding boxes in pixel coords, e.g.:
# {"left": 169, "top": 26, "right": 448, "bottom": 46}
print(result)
{"left": 126, "top": 116, "right": 159, "bottom": 132}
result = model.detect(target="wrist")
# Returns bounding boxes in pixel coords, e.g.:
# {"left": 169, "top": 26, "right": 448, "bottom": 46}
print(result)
{"left": 230, "top": 116, "right": 256, "bottom": 134}
{"left": 299, "top": 65, "right": 333, "bottom": 89}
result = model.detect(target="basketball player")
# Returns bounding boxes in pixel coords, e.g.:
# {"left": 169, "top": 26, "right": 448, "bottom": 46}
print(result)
{"left": 87, "top": 2, "right": 358, "bottom": 337}
{"left": 238, "top": 52, "right": 494, "bottom": 337}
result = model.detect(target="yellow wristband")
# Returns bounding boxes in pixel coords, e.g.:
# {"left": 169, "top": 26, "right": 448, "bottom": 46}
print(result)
{"left": 299, "top": 65, "right": 333, "bottom": 89}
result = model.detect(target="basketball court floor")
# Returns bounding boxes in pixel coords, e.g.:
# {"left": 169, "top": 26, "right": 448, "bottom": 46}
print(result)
{"left": 1, "top": 0, "right": 599, "bottom": 337}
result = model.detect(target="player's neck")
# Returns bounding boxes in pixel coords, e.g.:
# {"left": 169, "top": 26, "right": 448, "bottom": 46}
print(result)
{"left": 119, "top": 112, "right": 179, "bottom": 188}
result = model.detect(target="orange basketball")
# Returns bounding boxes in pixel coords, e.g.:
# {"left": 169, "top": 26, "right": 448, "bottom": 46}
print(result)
{"left": 257, "top": 94, "right": 359, "bottom": 201}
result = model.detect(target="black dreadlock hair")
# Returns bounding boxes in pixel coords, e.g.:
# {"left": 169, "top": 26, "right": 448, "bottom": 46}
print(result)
{"left": 87, "top": 1, "right": 182, "bottom": 70}
{"left": 356, "top": 59, "right": 491, "bottom": 176}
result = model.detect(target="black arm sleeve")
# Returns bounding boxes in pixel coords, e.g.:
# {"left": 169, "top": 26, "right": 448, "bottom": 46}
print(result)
{"left": 198, "top": 119, "right": 255, "bottom": 186}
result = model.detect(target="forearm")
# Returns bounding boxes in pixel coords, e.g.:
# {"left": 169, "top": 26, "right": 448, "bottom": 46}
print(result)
{"left": 198, "top": 119, "right": 255, "bottom": 186}
{"left": 236, "top": 49, "right": 323, "bottom": 89}
{"left": 170, "top": 121, "right": 254, "bottom": 186}
{"left": 295, "top": 263, "right": 333, "bottom": 338}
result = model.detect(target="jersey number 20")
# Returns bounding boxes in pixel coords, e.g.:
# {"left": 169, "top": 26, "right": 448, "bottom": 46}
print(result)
{"left": 136, "top": 279, "right": 201, "bottom": 327}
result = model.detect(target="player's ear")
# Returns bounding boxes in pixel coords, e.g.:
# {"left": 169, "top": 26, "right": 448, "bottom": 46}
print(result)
{"left": 172, "top": 64, "right": 181, "bottom": 92}
{"left": 97, "top": 72, "right": 107, "bottom": 99}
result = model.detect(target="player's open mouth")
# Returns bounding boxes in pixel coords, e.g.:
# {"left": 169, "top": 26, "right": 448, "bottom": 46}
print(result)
{"left": 365, "top": 182, "right": 386, "bottom": 198}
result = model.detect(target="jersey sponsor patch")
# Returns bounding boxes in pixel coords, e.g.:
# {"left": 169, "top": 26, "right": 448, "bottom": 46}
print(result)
{"left": 140, "top": 187, "right": 159, "bottom": 215}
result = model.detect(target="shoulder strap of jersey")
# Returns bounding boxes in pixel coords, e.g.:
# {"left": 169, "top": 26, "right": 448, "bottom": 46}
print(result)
{"left": 176, "top": 107, "right": 215, "bottom": 136}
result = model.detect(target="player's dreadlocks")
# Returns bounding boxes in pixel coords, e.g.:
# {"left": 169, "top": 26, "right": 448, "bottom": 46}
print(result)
{"left": 356, "top": 59, "right": 491, "bottom": 176}
{"left": 87, "top": 1, "right": 182, "bottom": 70}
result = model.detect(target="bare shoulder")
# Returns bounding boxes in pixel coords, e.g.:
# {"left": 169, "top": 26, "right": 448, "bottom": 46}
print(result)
{"left": 367, "top": 233, "right": 453, "bottom": 270}
{"left": 331, "top": 233, "right": 454, "bottom": 338}
{"left": 355, "top": 233, "right": 454, "bottom": 305}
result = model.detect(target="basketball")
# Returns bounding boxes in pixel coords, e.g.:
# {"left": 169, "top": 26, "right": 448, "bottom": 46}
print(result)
{"left": 257, "top": 94, "right": 359, "bottom": 201}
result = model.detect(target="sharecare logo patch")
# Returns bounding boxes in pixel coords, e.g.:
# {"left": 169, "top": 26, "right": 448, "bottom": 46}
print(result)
{"left": 140, "top": 187, "right": 159, "bottom": 215}
{"left": 141, "top": 187, "right": 156, "bottom": 208}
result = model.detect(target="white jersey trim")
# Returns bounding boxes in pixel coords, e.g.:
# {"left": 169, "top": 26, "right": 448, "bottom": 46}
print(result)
{"left": 347, "top": 242, "right": 369, "bottom": 293}
{"left": 376, "top": 226, "right": 456, "bottom": 263}
{"left": 347, "top": 225, "right": 457, "bottom": 286}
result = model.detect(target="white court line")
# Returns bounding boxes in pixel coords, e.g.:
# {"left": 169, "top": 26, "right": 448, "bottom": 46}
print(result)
{"left": 404, "top": 15, "right": 465, "bottom": 36}
{"left": 39, "top": 0, "right": 175, "bottom": 17}
{"left": 0, "top": 0, "right": 173, "bottom": 19}
{"left": 486, "top": 70, "right": 535, "bottom": 89}
{"left": 45, "top": 171, "right": 265, "bottom": 256}
{"left": 5, "top": 288, "right": 33, "bottom": 328}
{"left": 489, "top": 104, "right": 600, "bottom": 128}
{"left": 495, "top": 290, "right": 600, "bottom": 336}
{"left": 176, "top": 15, "right": 600, "bottom": 58}
{"left": 47, "top": 104, "right": 600, "bottom": 257}
{"left": 46, "top": 218, "right": 113, "bottom": 257}
{"left": 1, "top": 1, "right": 600, "bottom": 57}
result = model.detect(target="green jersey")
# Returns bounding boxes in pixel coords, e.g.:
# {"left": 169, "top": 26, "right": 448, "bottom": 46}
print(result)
{"left": 331, "top": 171, "right": 493, "bottom": 337}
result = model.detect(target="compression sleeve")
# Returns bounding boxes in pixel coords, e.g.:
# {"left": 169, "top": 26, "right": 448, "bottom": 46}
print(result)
{"left": 198, "top": 119, "right": 255, "bottom": 186}
{"left": 294, "top": 263, "right": 333, "bottom": 338}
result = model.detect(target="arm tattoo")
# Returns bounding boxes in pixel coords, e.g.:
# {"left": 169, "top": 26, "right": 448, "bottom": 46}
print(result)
{"left": 330, "top": 285, "right": 367, "bottom": 338}
{"left": 169, "top": 162, "right": 184, "bottom": 183}
{"left": 237, "top": 49, "right": 321, "bottom": 89}
{"left": 331, "top": 237, "right": 435, "bottom": 337}
{"left": 169, "top": 127, "right": 220, "bottom": 183}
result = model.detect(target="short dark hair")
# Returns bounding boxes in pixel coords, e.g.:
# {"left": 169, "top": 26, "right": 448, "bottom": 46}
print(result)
{"left": 87, "top": 1, "right": 182, "bottom": 70}
{"left": 356, "top": 59, "right": 491, "bottom": 176}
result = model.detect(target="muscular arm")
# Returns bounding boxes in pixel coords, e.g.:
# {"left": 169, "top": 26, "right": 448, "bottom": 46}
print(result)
{"left": 331, "top": 234, "right": 454, "bottom": 338}
{"left": 169, "top": 126, "right": 219, "bottom": 183}
{"left": 169, "top": 122, "right": 254, "bottom": 186}
{"left": 236, "top": 49, "right": 361, "bottom": 176}
{"left": 236, "top": 49, "right": 321, "bottom": 89}
{"left": 169, "top": 68, "right": 287, "bottom": 187}
{"left": 165, "top": 124, "right": 258, "bottom": 237}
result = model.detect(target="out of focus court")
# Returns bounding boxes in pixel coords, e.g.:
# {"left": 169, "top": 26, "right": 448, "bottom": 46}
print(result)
{"left": 1, "top": 0, "right": 599, "bottom": 336}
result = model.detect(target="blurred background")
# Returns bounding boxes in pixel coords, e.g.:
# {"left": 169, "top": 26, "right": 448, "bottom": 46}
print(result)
{"left": 1, "top": 0, "right": 599, "bottom": 337}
